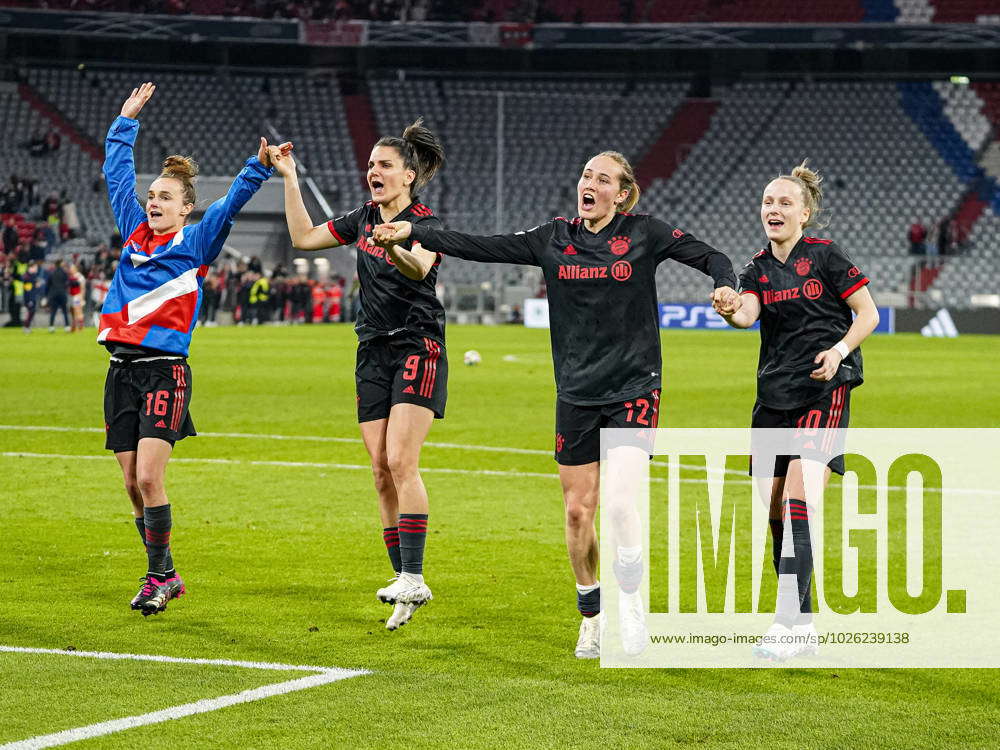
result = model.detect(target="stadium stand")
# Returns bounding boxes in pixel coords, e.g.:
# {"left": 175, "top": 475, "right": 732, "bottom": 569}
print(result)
{"left": 6, "top": 65, "right": 998, "bottom": 311}
{"left": 644, "top": 81, "right": 972, "bottom": 303}
{"left": 6, "top": 0, "right": 1000, "bottom": 23}
{"left": 369, "top": 75, "right": 689, "bottom": 298}
{"left": 0, "top": 82, "right": 100, "bottom": 243}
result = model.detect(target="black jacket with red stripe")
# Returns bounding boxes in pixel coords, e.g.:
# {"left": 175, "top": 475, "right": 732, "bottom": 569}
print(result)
{"left": 329, "top": 200, "right": 444, "bottom": 343}
{"left": 738, "top": 235, "right": 869, "bottom": 409}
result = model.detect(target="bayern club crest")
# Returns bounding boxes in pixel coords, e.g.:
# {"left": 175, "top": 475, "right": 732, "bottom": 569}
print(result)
{"left": 608, "top": 235, "right": 631, "bottom": 256}
{"left": 794, "top": 257, "right": 813, "bottom": 276}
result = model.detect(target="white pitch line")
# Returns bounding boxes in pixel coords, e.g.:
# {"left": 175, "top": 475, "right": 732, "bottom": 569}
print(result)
{"left": 2, "top": 425, "right": 993, "bottom": 495}
{"left": 0, "top": 424, "right": 552, "bottom": 456}
{"left": 4, "top": 451, "right": 990, "bottom": 495}
{"left": 0, "top": 646, "right": 367, "bottom": 750}
{"left": 0, "top": 452, "right": 560, "bottom": 481}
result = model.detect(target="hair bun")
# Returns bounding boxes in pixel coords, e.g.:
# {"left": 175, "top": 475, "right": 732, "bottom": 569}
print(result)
{"left": 161, "top": 154, "right": 199, "bottom": 180}
{"left": 791, "top": 159, "right": 822, "bottom": 190}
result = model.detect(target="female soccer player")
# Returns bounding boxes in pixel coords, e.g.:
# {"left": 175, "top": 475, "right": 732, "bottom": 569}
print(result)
{"left": 101, "top": 82, "right": 288, "bottom": 616}
{"left": 372, "top": 151, "right": 739, "bottom": 658}
{"left": 713, "top": 161, "right": 879, "bottom": 659}
{"left": 267, "top": 118, "right": 445, "bottom": 631}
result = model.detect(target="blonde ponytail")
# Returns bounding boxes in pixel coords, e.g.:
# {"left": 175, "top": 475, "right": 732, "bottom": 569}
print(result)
{"left": 780, "top": 159, "right": 825, "bottom": 228}
{"left": 592, "top": 150, "right": 640, "bottom": 212}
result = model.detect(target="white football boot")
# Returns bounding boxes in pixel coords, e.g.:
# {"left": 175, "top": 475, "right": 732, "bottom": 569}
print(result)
{"left": 618, "top": 589, "right": 649, "bottom": 657}
{"left": 376, "top": 572, "right": 433, "bottom": 605}
{"left": 790, "top": 622, "right": 820, "bottom": 658}
{"left": 752, "top": 622, "right": 794, "bottom": 662}
{"left": 385, "top": 600, "right": 422, "bottom": 631}
{"left": 575, "top": 614, "right": 602, "bottom": 659}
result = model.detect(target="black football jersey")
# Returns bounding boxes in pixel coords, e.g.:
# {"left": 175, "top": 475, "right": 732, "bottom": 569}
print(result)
{"left": 329, "top": 200, "right": 445, "bottom": 343}
{"left": 410, "top": 213, "right": 736, "bottom": 405}
{"left": 738, "top": 236, "right": 869, "bottom": 410}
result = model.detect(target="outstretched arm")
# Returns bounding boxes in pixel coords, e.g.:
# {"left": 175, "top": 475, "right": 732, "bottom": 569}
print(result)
{"left": 188, "top": 139, "right": 289, "bottom": 265}
{"left": 104, "top": 82, "right": 156, "bottom": 241}
{"left": 373, "top": 221, "right": 545, "bottom": 266}
{"left": 267, "top": 146, "right": 340, "bottom": 251}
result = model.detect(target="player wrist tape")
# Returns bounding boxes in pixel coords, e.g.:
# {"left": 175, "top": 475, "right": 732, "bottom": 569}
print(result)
{"left": 833, "top": 341, "right": 850, "bottom": 359}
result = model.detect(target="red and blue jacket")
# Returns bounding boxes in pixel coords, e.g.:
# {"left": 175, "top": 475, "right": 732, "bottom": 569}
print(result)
{"left": 98, "top": 115, "right": 273, "bottom": 356}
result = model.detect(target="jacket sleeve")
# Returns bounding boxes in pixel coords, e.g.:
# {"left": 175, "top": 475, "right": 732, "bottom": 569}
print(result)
{"left": 103, "top": 116, "right": 147, "bottom": 241}
{"left": 409, "top": 222, "right": 550, "bottom": 266}
{"left": 188, "top": 157, "right": 275, "bottom": 265}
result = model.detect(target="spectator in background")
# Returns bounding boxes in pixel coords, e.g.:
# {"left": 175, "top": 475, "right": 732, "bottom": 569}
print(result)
{"left": 30, "top": 228, "right": 48, "bottom": 262}
{"left": 249, "top": 270, "right": 270, "bottom": 324}
{"left": 68, "top": 263, "right": 86, "bottom": 332}
{"left": 21, "top": 259, "right": 40, "bottom": 332}
{"left": 45, "top": 130, "right": 61, "bottom": 154}
{"left": 310, "top": 278, "right": 326, "bottom": 322}
{"left": 93, "top": 243, "right": 115, "bottom": 275}
{"left": 2, "top": 216, "right": 18, "bottom": 254}
{"left": 62, "top": 197, "right": 81, "bottom": 239}
{"left": 46, "top": 258, "right": 70, "bottom": 332}
{"left": 291, "top": 273, "right": 310, "bottom": 323}
{"left": 908, "top": 220, "right": 926, "bottom": 256}
{"left": 325, "top": 276, "right": 342, "bottom": 322}
{"left": 5, "top": 249, "right": 27, "bottom": 327}
{"left": 200, "top": 274, "right": 221, "bottom": 326}
{"left": 270, "top": 264, "right": 289, "bottom": 323}
{"left": 42, "top": 194, "right": 63, "bottom": 245}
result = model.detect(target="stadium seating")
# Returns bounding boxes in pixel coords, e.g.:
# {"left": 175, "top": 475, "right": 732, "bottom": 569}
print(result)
{"left": 0, "top": 83, "right": 102, "bottom": 241}
{"left": 8, "top": 66, "right": 998, "bottom": 309}
{"left": 644, "top": 81, "right": 971, "bottom": 303}
{"left": 369, "top": 75, "right": 689, "bottom": 293}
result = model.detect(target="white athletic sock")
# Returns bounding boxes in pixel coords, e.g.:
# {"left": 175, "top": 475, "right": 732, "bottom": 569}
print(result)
{"left": 617, "top": 545, "right": 642, "bottom": 565}
{"left": 406, "top": 572, "right": 424, "bottom": 584}
{"left": 576, "top": 580, "right": 600, "bottom": 595}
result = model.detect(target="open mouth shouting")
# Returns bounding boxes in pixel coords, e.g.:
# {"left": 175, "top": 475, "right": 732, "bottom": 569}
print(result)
{"left": 148, "top": 208, "right": 163, "bottom": 221}
{"left": 581, "top": 192, "right": 596, "bottom": 210}
{"left": 766, "top": 217, "right": 785, "bottom": 230}
{"left": 370, "top": 178, "right": 386, "bottom": 199}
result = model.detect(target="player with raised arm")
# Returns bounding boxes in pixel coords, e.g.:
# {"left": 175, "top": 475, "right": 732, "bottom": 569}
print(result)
{"left": 713, "top": 161, "right": 879, "bottom": 659}
{"left": 267, "top": 119, "right": 445, "bottom": 631}
{"left": 101, "top": 82, "right": 288, "bottom": 616}
{"left": 372, "top": 151, "right": 739, "bottom": 658}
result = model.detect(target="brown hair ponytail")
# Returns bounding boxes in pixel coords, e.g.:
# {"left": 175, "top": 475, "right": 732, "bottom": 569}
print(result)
{"left": 159, "top": 154, "right": 199, "bottom": 205}
{"left": 375, "top": 117, "right": 445, "bottom": 196}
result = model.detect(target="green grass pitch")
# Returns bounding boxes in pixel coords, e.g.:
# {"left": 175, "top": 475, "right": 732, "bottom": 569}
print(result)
{"left": 1, "top": 324, "right": 998, "bottom": 748}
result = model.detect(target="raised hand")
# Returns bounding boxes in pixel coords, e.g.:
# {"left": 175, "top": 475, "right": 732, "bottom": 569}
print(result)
{"left": 810, "top": 348, "right": 843, "bottom": 381}
{"left": 372, "top": 221, "right": 412, "bottom": 247}
{"left": 258, "top": 139, "right": 293, "bottom": 168}
{"left": 266, "top": 144, "right": 297, "bottom": 176}
{"left": 120, "top": 82, "right": 155, "bottom": 119}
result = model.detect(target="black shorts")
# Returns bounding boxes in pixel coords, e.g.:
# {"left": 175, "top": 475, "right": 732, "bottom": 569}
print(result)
{"left": 356, "top": 335, "right": 448, "bottom": 422}
{"left": 750, "top": 383, "right": 851, "bottom": 477}
{"left": 555, "top": 389, "right": 660, "bottom": 465}
{"left": 104, "top": 358, "right": 196, "bottom": 452}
